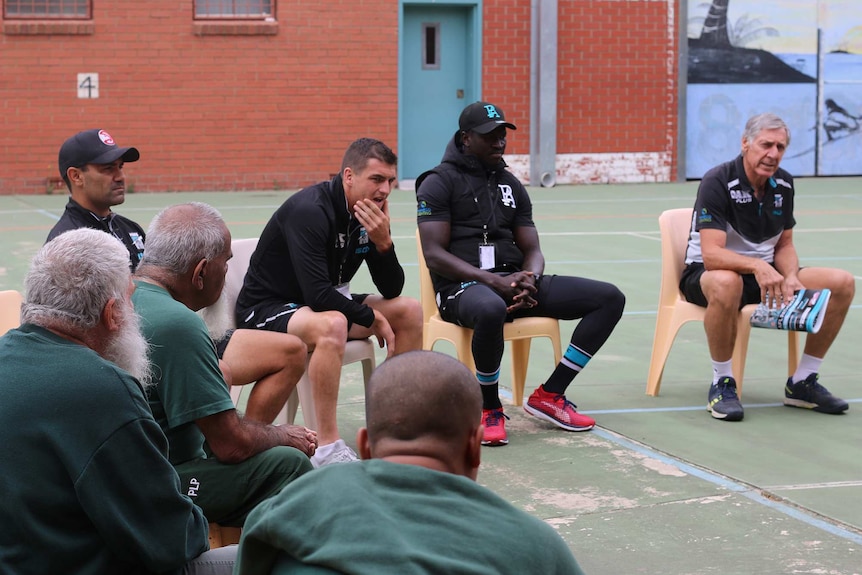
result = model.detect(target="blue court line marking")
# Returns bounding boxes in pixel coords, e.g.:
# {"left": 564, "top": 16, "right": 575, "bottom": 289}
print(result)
{"left": 588, "top": 426, "right": 862, "bottom": 545}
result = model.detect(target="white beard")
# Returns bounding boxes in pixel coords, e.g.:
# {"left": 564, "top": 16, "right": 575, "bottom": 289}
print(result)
{"left": 104, "top": 303, "right": 154, "bottom": 391}
{"left": 197, "top": 282, "right": 238, "bottom": 340}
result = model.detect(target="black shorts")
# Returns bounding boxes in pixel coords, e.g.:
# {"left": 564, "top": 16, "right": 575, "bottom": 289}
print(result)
{"left": 679, "top": 263, "right": 765, "bottom": 309}
{"left": 236, "top": 294, "right": 369, "bottom": 333}
{"left": 212, "top": 329, "right": 235, "bottom": 360}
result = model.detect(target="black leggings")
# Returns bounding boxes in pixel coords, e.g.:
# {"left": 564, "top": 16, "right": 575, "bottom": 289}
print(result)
{"left": 439, "top": 274, "right": 625, "bottom": 375}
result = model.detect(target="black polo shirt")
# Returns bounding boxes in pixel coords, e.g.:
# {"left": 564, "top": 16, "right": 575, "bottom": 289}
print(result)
{"left": 685, "top": 155, "right": 796, "bottom": 265}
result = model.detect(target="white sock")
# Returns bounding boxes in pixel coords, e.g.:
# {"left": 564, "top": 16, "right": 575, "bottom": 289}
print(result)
{"left": 313, "top": 439, "right": 344, "bottom": 458}
{"left": 711, "top": 359, "right": 733, "bottom": 385}
{"left": 792, "top": 354, "right": 823, "bottom": 383}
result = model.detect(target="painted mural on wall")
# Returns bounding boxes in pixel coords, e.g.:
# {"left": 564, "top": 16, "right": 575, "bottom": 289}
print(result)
{"left": 686, "top": 0, "right": 862, "bottom": 178}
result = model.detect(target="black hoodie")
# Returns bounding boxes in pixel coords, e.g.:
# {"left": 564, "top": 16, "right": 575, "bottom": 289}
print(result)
{"left": 415, "top": 133, "right": 535, "bottom": 294}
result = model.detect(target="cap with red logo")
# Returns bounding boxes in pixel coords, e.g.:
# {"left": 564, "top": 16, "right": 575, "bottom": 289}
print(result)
{"left": 58, "top": 129, "right": 140, "bottom": 178}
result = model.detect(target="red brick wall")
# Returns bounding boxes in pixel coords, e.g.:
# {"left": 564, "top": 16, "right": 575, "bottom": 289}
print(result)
{"left": 482, "top": 0, "right": 532, "bottom": 156}
{"left": 1, "top": 0, "right": 399, "bottom": 194}
{"left": 483, "top": 0, "right": 677, "bottom": 170}
{"left": 0, "top": 0, "right": 676, "bottom": 194}
{"left": 558, "top": 1, "right": 677, "bottom": 158}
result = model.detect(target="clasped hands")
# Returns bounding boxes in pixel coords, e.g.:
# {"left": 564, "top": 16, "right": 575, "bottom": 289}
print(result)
{"left": 490, "top": 270, "right": 539, "bottom": 313}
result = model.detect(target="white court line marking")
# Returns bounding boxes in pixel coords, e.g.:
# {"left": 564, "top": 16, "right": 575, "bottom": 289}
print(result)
{"left": 626, "top": 232, "right": 661, "bottom": 241}
{"left": 766, "top": 481, "right": 862, "bottom": 491}
{"left": 588, "top": 427, "right": 862, "bottom": 546}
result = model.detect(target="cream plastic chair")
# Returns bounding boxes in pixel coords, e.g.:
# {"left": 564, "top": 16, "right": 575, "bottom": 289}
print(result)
{"left": 0, "top": 290, "right": 24, "bottom": 336}
{"left": 416, "top": 231, "right": 562, "bottom": 406}
{"left": 223, "top": 238, "right": 376, "bottom": 427}
{"left": 208, "top": 522, "right": 242, "bottom": 549}
{"left": 646, "top": 208, "right": 799, "bottom": 396}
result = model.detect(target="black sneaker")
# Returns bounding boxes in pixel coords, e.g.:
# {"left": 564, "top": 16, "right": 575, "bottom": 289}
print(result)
{"left": 784, "top": 373, "right": 849, "bottom": 414}
{"left": 707, "top": 377, "right": 744, "bottom": 421}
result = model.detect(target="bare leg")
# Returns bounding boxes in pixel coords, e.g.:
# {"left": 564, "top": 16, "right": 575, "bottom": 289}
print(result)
{"left": 286, "top": 308, "right": 347, "bottom": 446}
{"left": 699, "top": 270, "right": 745, "bottom": 362}
{"left": 221, "top": 329, "right": 307, "bottom": 424}
{"left": 797, "top": 267, "right": 855, "bottom": 358}
{"left": 350, "top": 295, "right": 423, "bottom": 355}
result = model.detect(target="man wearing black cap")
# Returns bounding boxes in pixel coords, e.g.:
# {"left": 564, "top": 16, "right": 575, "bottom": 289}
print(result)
{"left": 47, "top": 129, "right": 309, "bottom": 434}
{"left": 416, "top": 101, "right": 626, "bottom": 446}
{"left": 48, "top": 128, "right": 146, "bottom": 270}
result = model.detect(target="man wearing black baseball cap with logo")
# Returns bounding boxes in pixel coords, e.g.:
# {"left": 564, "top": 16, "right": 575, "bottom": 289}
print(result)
{"left": 48, "top": 128, "right": 146, "bottom": 271}
{"left": 416, "top": 101, "right": 626, "bottom": 446}
{"left": 47, "top": 129, "right": 313, "bottom": 435}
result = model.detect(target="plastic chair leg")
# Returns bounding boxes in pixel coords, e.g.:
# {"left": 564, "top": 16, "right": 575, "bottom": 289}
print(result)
{"left": 509, "top": 338, "right": 532, "bottom": 406}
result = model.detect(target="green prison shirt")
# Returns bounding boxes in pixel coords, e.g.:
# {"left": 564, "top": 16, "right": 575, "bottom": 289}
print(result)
{"left": 132, "top": 281, "right": 235, "bottom": 465}
{"left": 0, "top": 324, "right": 209, "bottom": 574}
{"left": 236, "top": 459, "right": 585, "bottom": 575}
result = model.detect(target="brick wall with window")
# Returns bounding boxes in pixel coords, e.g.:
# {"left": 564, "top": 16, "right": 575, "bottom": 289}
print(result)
{"left": 1, "top": 0, "right": 399, "bottom": 193}
{"left": 0, "top": 0, "right": 676, "bottom": 193}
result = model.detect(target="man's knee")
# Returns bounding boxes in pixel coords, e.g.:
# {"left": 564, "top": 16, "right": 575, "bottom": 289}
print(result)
{"left": 470, "top": 293, "right": 508, "bottom": 321}
{"left": 701, "top": 271, "right": 744, "bottom": 308}
{"left": 253, "top": 445, "right": 314, "bottom": 480}
{"left": 604, "top": 283, "right": 626, "bottom": 318}
{"left": 303, "top": 311, "right": 349, "bottom": 345}
{"left": 280, "top": 335, "right": 309, "bottom": 363}
{"left": 830, "top": 269, "right": 856, "bottom": 300}
{"left": 386, "top": 297, "right": 423, "bottom": 331}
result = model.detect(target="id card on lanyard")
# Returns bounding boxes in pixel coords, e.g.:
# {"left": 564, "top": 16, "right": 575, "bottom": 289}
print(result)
{"left": 479, "top": 225, "right": 495, "bottom": 270}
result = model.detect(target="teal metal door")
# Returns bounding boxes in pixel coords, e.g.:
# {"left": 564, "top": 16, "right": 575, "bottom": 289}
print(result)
{"left": 401, "top": 5, "right": 476, "bottom": 179}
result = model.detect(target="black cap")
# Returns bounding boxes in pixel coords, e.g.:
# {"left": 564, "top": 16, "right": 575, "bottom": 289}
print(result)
{"left": 58, "top": 129, "right": 140, "bottom": 178}
{"left": 458, "top": 102, "right": 517, "bottom": 134}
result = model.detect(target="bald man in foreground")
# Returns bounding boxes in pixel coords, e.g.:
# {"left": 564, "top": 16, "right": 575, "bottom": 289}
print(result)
{"left": 235, "top": 350, "right": 585, "bottom": 574}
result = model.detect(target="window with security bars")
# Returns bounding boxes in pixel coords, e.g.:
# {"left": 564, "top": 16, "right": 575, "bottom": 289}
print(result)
{"left": 194, "top": 0, "right": 273, "bottom": 19}
{"left": 4, "top": 0, "right": 90, "bottom": 18}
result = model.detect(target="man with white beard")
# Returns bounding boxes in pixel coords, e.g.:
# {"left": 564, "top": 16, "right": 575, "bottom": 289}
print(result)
{"left": 0, "top": 228, "right": 236, "bottom": 574}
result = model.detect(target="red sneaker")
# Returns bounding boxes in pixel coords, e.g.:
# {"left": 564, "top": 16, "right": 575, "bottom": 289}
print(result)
{"left": 524, "top": 386, "right": 595, "bottom": 431}
{"left": 480, "top": 408, "right": 510, "bottom": 446}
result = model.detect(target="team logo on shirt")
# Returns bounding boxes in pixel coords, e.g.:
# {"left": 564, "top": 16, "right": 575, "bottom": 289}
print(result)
{"left": 698, "top": 208, "right": 712, "bottom": 224}
{"left": 774, "top": 194, "right": 784, "bottom": 208}
{"left": 730, "top": 189, "right": 753, "bottom": 204}
{"left": 129, "top": 233, "right": 144, "bottom": 250}
{"left": 499, "top": 185, "right": 516, "bottom": 208}
{"left": 358, "top": 228, "right": 369, "bottom": 245}
{"left": 417, "top": 200, "right": 432, "bottom": 217}
{"left": 337, "top": 233, "right": 346, "bottom": 248}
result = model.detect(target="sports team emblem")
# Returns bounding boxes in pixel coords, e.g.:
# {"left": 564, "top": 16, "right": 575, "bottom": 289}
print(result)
{"left": 98, "top": 130, "right": 115, "bottom": 146}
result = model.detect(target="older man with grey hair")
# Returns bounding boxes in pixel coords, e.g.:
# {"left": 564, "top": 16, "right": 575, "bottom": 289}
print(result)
{"left": 681, "top": 112, "right": 855, "bottom": 422}
{"left": 0, "top": 228, "right": 236, "bottom": 574}
{"left": 132, "top": 202, "right": 315, "bottom": 528}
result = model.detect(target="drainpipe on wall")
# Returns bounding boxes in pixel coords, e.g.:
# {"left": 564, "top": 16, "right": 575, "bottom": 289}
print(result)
{"left": 530, "top": 0, "right": 558, "bottom": 187}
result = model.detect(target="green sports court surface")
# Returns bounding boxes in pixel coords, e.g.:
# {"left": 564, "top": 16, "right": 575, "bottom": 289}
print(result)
{"left": 2, "top": 178, "right": 860, "bottom": 574}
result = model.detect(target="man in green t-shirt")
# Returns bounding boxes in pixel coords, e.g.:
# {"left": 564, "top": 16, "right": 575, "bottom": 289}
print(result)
{"left": 132, "top": 202, "right": 316, "bottom": 527}
{"left": 235, "top": 350, "right": 586, "bottom": 574}
{"left": 0, "top": 228, "right": 235, "bottom": 574}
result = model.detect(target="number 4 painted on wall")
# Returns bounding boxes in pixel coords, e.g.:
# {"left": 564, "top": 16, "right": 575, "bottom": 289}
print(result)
{"left": 77, "top": 73, "right": 99, "bottom": 99}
